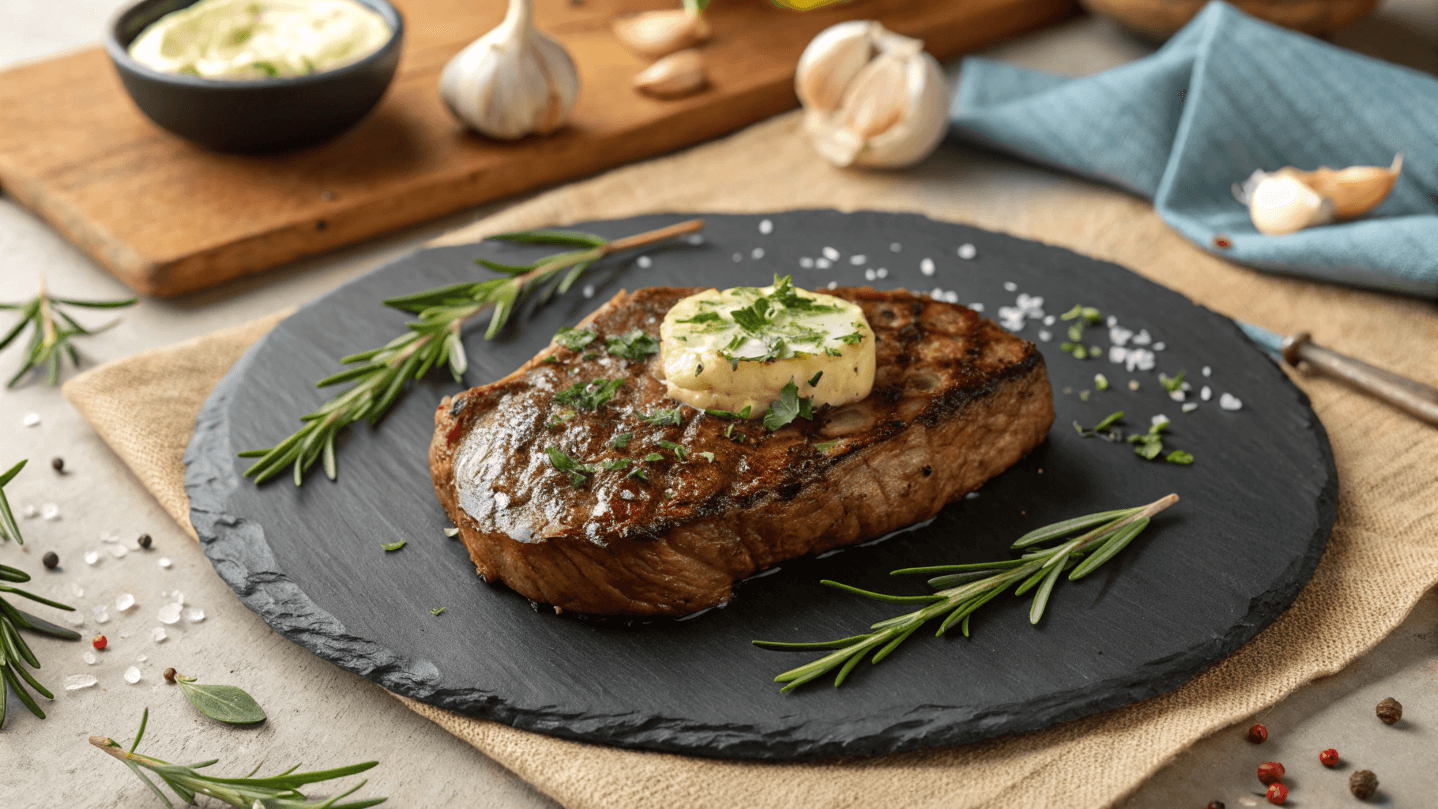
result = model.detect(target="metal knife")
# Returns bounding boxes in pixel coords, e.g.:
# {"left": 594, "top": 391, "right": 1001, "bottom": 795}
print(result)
{"left": 1237, "top": 320, "right": 1438, "bottom": 427}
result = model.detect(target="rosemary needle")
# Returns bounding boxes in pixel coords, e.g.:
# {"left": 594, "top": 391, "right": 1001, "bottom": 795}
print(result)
{"left": 239, "top": 219, "right": 704, "bottom": 485}
{"left": 0, "top": 560, "right": 80, "bottom": 726}
{"left": 0, "top": 278, "right": 136, "bottom": 387}
{"left": 753, "top": 494, "right": 1179, "bottom": 692}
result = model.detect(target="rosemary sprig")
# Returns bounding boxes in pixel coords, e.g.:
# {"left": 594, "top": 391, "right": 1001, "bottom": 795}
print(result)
{"left": 92, "top": 709, "right": 385, "bottom": 808}
{"left": 753, "top": 494, "right": 1178, "bottom": 692}
{"left": 0, "top": 560, "right": 80, "bottom": 726}
{"left": 239, "top": 219, "right": 704, "bottom": 485}
{"left": 1, "top": 459, "right": 25, "bottom": 545}
{"left": 0, "top": 278, "right": 137, "bottom": 387}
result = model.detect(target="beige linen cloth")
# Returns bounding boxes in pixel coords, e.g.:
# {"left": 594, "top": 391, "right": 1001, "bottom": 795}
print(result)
{"left": 63, "top": 112, "right": 1438, "bottom": 808}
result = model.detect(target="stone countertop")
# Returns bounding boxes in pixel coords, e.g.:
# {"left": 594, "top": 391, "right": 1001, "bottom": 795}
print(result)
{"left": 1, "top": 2, "right": 1433, "bottom": 807}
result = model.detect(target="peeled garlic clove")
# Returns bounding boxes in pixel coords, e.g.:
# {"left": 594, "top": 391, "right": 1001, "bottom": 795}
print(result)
{"left": 796, "top": 22, "right": 949, "bottom": 169}
{"left": 634, "top": 49, "right": 708, "bottom": 99}
{"left": 612, "top": 10, "right": 710, "bottom": 60}
{"left": 795, "top": 20, "right": 876, "bottom": 114}
{"left": 1292, "top": 154, "right": 1403, "bottom": 219}
{"left": 439, "top": 0, "right": 579, "bottom": 140}
{"left": 1249, "top": 172, "right": 1336, "bottom": 235}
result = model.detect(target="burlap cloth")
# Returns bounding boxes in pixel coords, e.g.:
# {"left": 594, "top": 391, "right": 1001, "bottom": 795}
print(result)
{"left": 62, "top": 111, "right": 1438, "bottom": 808}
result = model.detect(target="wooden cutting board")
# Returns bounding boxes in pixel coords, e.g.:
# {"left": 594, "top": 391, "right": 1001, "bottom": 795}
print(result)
{"left": 0, "top": 0, "right": 1070, "bottom": 298}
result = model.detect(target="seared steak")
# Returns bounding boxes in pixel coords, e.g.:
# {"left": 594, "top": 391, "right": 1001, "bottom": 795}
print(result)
{"left": 430, "top": 287, "right": 1054, "bottom": 617}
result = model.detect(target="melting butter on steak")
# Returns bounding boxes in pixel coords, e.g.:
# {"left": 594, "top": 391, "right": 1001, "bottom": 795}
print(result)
{"left": 429, "top": 287, "right": 1054, "bottom": 617}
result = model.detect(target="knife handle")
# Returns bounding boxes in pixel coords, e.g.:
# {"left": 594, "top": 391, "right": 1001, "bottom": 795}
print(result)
{"left": 1281, "top": 332, "right": 1438, "bottom": 427}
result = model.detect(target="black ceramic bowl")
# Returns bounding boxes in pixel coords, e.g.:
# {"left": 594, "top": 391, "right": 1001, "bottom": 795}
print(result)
{"left": 105, "top": 0, "right": 403, "bottom": 153}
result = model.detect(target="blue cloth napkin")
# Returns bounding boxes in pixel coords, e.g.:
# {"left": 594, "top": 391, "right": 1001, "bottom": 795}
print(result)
{"left": 949, "top": 1, "right": 1438, "bottom": 298}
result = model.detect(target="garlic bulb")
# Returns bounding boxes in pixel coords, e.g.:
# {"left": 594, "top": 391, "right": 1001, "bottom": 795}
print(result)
{"left": 634, "top": 49, "right": 707, "bottom": 99}
{"left": 1236, "top": 154, "right": 1403, "bottom": 235}
{"left": 439, "top": 0, "right": 579, "bottom": 140}
{"left": 612, "top": 8, "right": 710, "bottom": 60}
{"left": 795, "top": 21, "right": 949, "bottom": 169}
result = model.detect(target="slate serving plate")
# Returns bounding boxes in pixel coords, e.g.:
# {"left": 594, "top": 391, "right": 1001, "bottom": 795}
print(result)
{"left": 185, "top": 211, "right": 1336, "bottom": 760}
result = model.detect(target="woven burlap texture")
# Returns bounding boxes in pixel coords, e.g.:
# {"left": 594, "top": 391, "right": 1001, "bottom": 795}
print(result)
{"left": 63, "top": 111, "right": 1438, "bottom": 809}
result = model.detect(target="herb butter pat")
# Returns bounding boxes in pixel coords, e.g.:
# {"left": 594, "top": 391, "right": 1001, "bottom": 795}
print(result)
{"left": 127, "top": 0, "right": 391, "bottom": 81}
{"left": 659, "top": 277, "right": 875, "bottom": 417}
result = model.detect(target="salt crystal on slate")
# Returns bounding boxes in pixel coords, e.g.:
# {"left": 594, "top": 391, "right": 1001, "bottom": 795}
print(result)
{"left": 65, "top": 613, "right": 85, "bottom": 627}
{"left": 815, "top": 258, "right": 831, "bottom": 269}
{"left": 1038, "top": 330, "right": 1053, "bottom": 342}
{"left": 1152, "top": 414, "right": 1170, "bottom": 427}
{"left": 930, "top": 287, "right": 943, "bottom": 298}
{"left": 850, "top": 255, "right": 866, "bottom": 265}
{"left": 116, "top": 593, "right": 135, "bottom": 611}
{"left": 137, "top": 654, "right": 147, "bottom": 662}
{"left": 863, "top": 269, "right": 876, "bottom": 281}
{"left": 826, "top": 281, "right": 837, "bottom": 289}
{"left": 73, "top": 584, "right": 84, "bottom": 597}
{"left": 1044, "top": 315, "right": 1056, "bottom": 326}
{"left": 63, "top": 674, "right": 97, "bottom": 690}
{"left": 1131, "top": 329, "right": 1152, "bottom": 346}
{"left": 101, "top": 532, "right": 119, "bottom": 543}
{"left": 943, "top": 291, "right": 959, "bottom": 304}
{"left": 875, "top": 268, "right": 888, "bottom": 279}
{"left": 1169, "top": 390, "right": 1186, "bottom": 402}
{"left": 967, "top": 302, "right": 983, "bottom": 311}
{"left": 1183, "top": 403, "right": 1199, "bottom": 412}
{"left": 94, "top": 607, "right": 110, "bottom": 624}
{"left": 957, "top": 244, "right": 977, "bottom": 260}
{"left": 889, "top": 242, "right": 902, "bottom": 252}
{"left": 1109, "top": 326, "right": 1133, "bottom": 346}
{"left": 22, "top": 504, "right": 36, "bottom": 519}
{"left": 158, "top": 603, "right": 182, "bottom": 624}
{"left": 822, "top": 247, "right": 840, "bottom": 261}
{"left": 684, "top": 234, "right": 704, "bottom": 246}
{"left": 1107, "top": 316, "right": 1118, "bottom": 327}
{"left": 84, "top": 550, "right": 100, "bottom": 565}
{"left": 124, "top": 666, "right": 142, "bottom": 684}
{"left": 636, "top": 256, "right": 652, "bottom": 268}
{"left": 751, "top": 248, "right": 765, "bottom": 259}
{"left": 1220, "top": 393, "right": 1243, "bottom": 411}
{"left": 171, "top": 591, "right": 185, "bottom": 604}
{"left": 158, "top": 558, "right": 173, "bottom": 569}
{"left": 1153, "top": 342, "right": 1166, "bottom": 351}
{"left": 107, "top": 544, "right": 128, "bottom": 559}
{"left": 1109, "top": 346, "right": 1128, "bottom": 364}
{"left": 1201, "top": 386, "right": 1212, "bottom": 401}
{"left": 965, "top": 492, "right": 980, "bottom": 499}
{"left": 759, "top": 219, "right": 773, "bottom": 234}
{"left": 731, "top": 253, "right": 742, "bottom": 263}
{"left": 920, "top": 258, "right": 935, "bottom": 276}
{"left": 151, "top": 627, "right": 167, "bottom": 643}
{"left": 582, "top": 284, "right": 595, "bottom": 298}
{"left": 799, "top": 257, "right": 814, "bottom": 268}
{"left": 41, "top": 504, "right": 60, "bottom": 521}
{"left": 1003, "top": 281, "right": 1017, "bottom": 292}
{"left": 22, "top": 413, "right": 40, "bottom": 427}
{"left": 183, "top": 607, "right": 205, "bottom": 623}
{"left": 83, "top": 651, "right": 96, "bottom": 665}
{"left": 1202, "top": 366, "right": 1212, "bottom": 377}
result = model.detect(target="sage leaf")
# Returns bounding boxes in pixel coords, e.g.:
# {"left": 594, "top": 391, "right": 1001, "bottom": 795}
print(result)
{"left": 177, "top": 678, "right": 267, "bottom": 724}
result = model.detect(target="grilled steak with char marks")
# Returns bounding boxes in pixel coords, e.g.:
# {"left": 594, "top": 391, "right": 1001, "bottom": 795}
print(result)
{"left": 430, "top": 286, "right": 1054, "bottom": 617}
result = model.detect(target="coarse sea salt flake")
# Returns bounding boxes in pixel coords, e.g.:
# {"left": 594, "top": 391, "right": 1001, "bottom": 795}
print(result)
{"left": 1131, "top": 329, "right": 1152, "bottom": 346}
{"left": 22, "top": 413, "right": 40, "bottom": 427}
{"left": 137, "top": 654, "right": 147, "bottom": 662}
{"left": 158, "top": 558, "right": 173, "bottom": 569}
{"left": 84, "top": 550, "right": 100, "bottom": 565}
{"left": 1183, "top": 402, "right": 1199, "bottom": 413}
{"left": 1106, "top": 316, "right": 1118, "bottom": 327}
{"left": 107, "top": 544, "right": 128, "bottom": 559}
{"left": 1003, "top": 281, "right": 1017, "bottom": 292}
{"left": 751, "top": 247, "right": 765, "bottom": 259}
{"left": 1152, "top": 414, "right": 1170, "bottom": 427}
{"left": 759, "top": 219, "right": 773, "bottom": 234}
{"left": 826, "top": 280, "right": 837, "bottom": 290}
{"left": 685, "top": 234, "right": 704, "bottom": 246}
{"left": 183, "top": 607, "right": 206, "bottom": 623}
{"left": 876, "top": 268, "right": 888, "bottom": 279}
{"left": 1153, "top": 342, "right": 1165, "bottom": 351}
{"left": 731, "top": 253, "right": 742, "bottom": 263}
{"left": 815, "top": 258, "right": 831, "bottom": 269}
{"left": 850, "top": 255, "right": 866, "bottom": 265}
{"left": 920, "top": 258, "right": 935, "bottom": 276}
{"left": 1202, "top": 366, "right": 1212, "bottom": 377}
{"left": 158, "top": 603, "right": 182, "bottom": 625}
{"left": 1109, "top": 346, "right": 1128, "bottom": 364}
{"left": 1109, "top": 326, "right": 1133, "bottom": 346}
{"left": 967, "top": 302, "right": 983, "bottom": 312}
{"left": 636, "top": 255, "right": 652, "bottom": 268}
{"left": 1220, "top": 393, "right": 1243, "bottom": 411}
{"left": 890, "top": 242, "right": 902, "bottom": 252}
{"left": 41, "top": 504, "right": 60, "bottom": 521}
{"left": 124, "top": 666, "right": 141, "bottom": 684}
{"left": 83, "top": 651, "right": 96, "bottom": 665}
{"left": 943, "top": 291, "right": 959, "bottom": 304}
{"left": 151, "top": 627, "right": 167, "bottom": 643}
{"left": 73, "top": 584, "right": 84, "bottom": 597}
{"left": 863, "top": 269, "right": 876, "bottom": 282}
{"left": 1201, "top": 386, "right": 1212, "bottom": 401}
{"left": 65, "top": 613, "right": 85, "bottom": 627}
{"left": 800, "top": 257, "right": 814, "bottom": 269}
{"left": 22, "top": 504, "right": 37, "bottom": 519}
{"left": 822, "top": 246, "right": 840, "bottom": 261}
{"left": 115, "top": 593, "right": 135, "bottom": 611}
{"left": 957, "top": 244, "right": 977, "bottom": 260}
{"left": 63, "top": 674, "right": 97, "bottom": 690}
{"left": 1169, "top": 390, "right": 1186, "bottom": 401}
{"left": 1038, "top": 330, "right": 1053, "bottom": 342}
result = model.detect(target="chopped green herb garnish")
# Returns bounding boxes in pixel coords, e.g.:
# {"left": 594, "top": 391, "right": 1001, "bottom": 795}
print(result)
{"left": 444, "top": 527, "right": 460, "bottom": 538}
{"left": 1060, "top": 305, "right": 1084, "bottom": 321}
{"left": 431, "top": 607, "right": 447, "bottom": 616}
{"left": 697, "top": 451, "right": 716, "bottom": 462}
{"left": 704, "top": 405, "right": 753, "bottom": 420}
{"left": 1094, "top": 373, "right": 1109, "bottom": 391}
{"left": 1128, "top": 380, "right": 1141, "bottom": 391}
{"left": 763, "top": 380, "right": 813, "bottom": 430}
{"left": 1160, "top": 371, "right": 1187, "bottom": 393}
{"left": 607, "top": 330, "right": 661, "bottom": 360}
{"left": 545, "top": 447, "right": 595, "bottom": 487}
{"left": 807, "top": 371, "right": 823, "bottom": 387}
{"left": 627, "top": 468, "right": 649, "bottom": 482}
{"left": 611, "top": 432, "right": 632, "bottom": 449}
{"left": 642, "top": 452, "right": 665, "bottom": 462}
{"left": 382, "top": 540, "right": 406, "bottom": 552}
{"left": 1135, "top": 440, "right": 1163, "bottom": 460}
{"left": 1067, "top": 323, "right": 1085, "bottom": 342}
{"left": 543, "top": 355, "right": 561, "bottom": 364}
{"left": 601, "top": 458, "right": 635, "bottom": 471}
{"left": 694, "top": 363, "right": 704, "bottom": 377}
{"left": 678, "top": 312, "right": 722, "bottom": 324}
{"left": 1079, "top": 390, "right": 1091, "bottom": 402}
{"left": 1094, "top": 411, "right": 1124, "bottom": 431}
{"left": 657, "top": 440, "right": 689, "bottom": 461}
{"left": 837, "top": 331, "right": 863, "bottom": 345}
{"left": 1166, "top": 449, "right": 1194, "bottom": 465}
{"left": 554, "top": 378, "right": 624, "bottom": 410}
{"left": 824, "top": 347, "right": 842, "bottom": 357}
{"left": 547, "top": 410, "right": 577, "bottom": 429}
{"left": 553, "top": 326, "right": 597, "bottom": 350}
{"left": 814, "top": 440, "right": 841, "bottom": 453}
{"left": 639, "top": 408, "right": 683, "bottom": 427}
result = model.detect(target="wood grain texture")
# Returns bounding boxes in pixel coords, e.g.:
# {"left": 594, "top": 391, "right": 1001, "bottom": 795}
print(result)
{"left": 0, "top": 0, "right": 1071, "bottom": 297}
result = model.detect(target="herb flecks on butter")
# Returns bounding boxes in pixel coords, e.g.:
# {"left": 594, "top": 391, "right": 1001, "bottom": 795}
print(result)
{"left": 659, "top": 276, "right": 876, "bottom": 417}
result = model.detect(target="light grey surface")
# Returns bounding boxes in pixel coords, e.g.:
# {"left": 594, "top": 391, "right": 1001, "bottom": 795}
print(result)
{"left": 0, "top": 2, "right": 1434, "bottom": 807}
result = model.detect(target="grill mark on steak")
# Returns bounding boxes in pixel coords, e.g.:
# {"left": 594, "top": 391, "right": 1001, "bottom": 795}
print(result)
{"left": 430, "top": 287, "right": 1054, "bottom": 617}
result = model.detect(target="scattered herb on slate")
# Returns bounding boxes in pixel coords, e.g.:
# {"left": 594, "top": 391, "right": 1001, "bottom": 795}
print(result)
{"left": 91, "top": 709, "right": 384, "bottom": 807}
{"left": 1160, "top": 370, "right": 1187, "bottom": 393}
{"left": 545, "top": 447, "right": 595, "bottom": 487}
{"left": 638, "top": 408, "right": 683, "bottom": 427}
{"left": 0, "top": 459, "right": 26, "bottom": 545}
{"left": 1094, "top": 374, "right": 1109, "bottom": 391}
{"left": 0, "top": 559, "right": 80, "bottom": 725}
{"left": 173, "top": 674, "right": 267, "bottom": 725}
{"left": 753, "top": 495, "right": 1179, "bottom": 691}
{"left": 641, "top": 452, "right": 665, "bottom": 462}
{"left": 381, "top": 541, "right": 406, "bottom": 552}
{"left": 554, "top": 378, "right": 624, "bottom": 411}
{"left": 552, "top": 326, "right": 596, "bottom": 351}
{"left": 238, "top": 219, "right": 704, "bottom": 486}
{"left": 431, "top": 607, "right": 447, "bottom": 616}
{"left": 763, "top": 381, "right": 813, "bottom": 431}
{"left": 0, "top": 279, "right": 137, "bottom": 387}
{"left": 606, "top": 330, "right": 660, "bottom": 360}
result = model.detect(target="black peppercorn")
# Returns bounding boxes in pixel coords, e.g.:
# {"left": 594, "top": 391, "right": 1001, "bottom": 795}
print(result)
{"left": 50, "top": 457, "right": 64, "bottom": 472}
{"left": 42, "top": 551, "right": 58, "bottom": 569}
{"left": 138, "top": 533, "right": 152, "bottom": 549}
{"left": 1349, "top": 769, "right": 1378, "bottom": 800}
{"left": 1376, "top": 697, "right": 1402, "bottom": 724}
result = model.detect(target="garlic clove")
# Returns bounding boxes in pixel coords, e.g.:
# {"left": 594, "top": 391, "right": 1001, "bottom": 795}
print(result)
{"left": 612, "top": 10, "right": 710, "bottom": 60}
{"left": 1249, "top": 173, "right": 1336, "bottom": 236}
{"left": 794, "top": 21, "right": 876, "bottom": 114}
{"left": 634, "top": 49, "right": 708, "bottom": 99}
{"left": 1291, "top": 154, "right": 1403, "bottom": 219}
{"left": 439, "top": 0, "right": 579, "bottom": 141}
{"left": 795, "top": 21, "right": 949, "bottom": 170}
